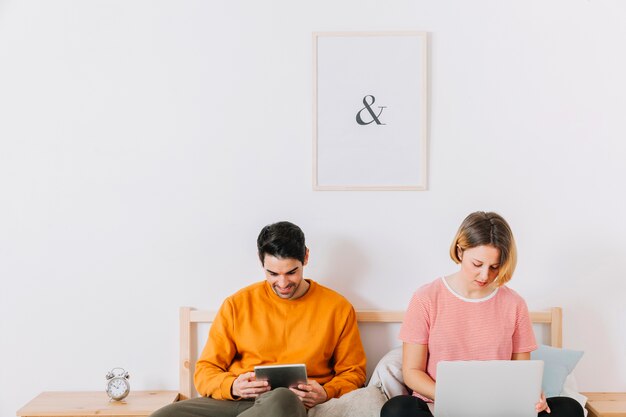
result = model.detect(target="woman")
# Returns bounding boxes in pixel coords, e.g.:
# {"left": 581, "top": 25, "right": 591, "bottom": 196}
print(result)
{"left": 381, "top": 211, "right": 583, "bottom": 417}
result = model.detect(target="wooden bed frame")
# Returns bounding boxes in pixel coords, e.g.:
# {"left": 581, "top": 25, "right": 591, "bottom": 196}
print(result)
{"left": 178, "top": 306, "right": 563, "bottom": 400}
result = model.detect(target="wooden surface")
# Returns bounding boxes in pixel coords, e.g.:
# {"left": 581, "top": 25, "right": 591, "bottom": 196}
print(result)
{"left": 179, "top": 306, "right": 563, "bottom": 400}
{"left": 582, "top": 392, "right": 626, "bottom": 417}
{"left": 16, "top": 391, "right": 179, "bottom": 417}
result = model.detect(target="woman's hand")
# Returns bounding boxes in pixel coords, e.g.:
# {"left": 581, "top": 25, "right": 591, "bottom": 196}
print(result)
{"left": 536, "top": 392, "right": 551, "bottom": 414}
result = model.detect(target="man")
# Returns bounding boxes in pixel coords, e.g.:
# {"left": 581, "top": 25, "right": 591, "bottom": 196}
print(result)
{"left": 152, "top": 221, "right": 366, "bottom": 417}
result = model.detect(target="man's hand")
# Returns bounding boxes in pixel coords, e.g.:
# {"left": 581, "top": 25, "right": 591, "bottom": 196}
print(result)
{"left": 231, "top": 372, "right": 270, "bottom": 399}
{"left": 290, "top": 380, "right": 328, "bottom": 408}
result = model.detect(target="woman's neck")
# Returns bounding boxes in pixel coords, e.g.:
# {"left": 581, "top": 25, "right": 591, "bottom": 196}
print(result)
{"left": 445, "top": 272, "right": 497, "bottom": 299}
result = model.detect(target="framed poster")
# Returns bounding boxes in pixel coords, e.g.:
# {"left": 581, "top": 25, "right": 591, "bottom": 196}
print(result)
{"left": 313, "top": 31, "right": 429, "bottom": 191}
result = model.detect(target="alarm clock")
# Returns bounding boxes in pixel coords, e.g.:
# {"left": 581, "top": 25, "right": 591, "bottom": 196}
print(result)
{"left": 105, "top": 367, "right": 130, "bottom": 401}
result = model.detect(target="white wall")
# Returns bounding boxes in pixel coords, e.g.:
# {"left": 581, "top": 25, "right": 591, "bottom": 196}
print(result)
{"left": 1, "top": 0, "right": 625, "bottom": 415}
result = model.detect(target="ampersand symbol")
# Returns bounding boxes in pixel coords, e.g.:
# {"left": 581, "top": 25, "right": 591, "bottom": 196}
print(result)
{"left": 356, "top": 95, "right": 387, "bottom": 125}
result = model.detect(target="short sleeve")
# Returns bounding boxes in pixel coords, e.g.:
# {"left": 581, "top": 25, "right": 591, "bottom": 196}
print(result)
{"left": 399, "top": 290, "right": 431, "bottom": 344}
{"left": 512, "top": 298, "right": 537, "bottom": 353}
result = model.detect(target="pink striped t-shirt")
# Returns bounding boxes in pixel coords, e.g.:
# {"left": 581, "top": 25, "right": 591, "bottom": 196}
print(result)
{"left": 399, "top": 277, "right": 537, "bottom": 399}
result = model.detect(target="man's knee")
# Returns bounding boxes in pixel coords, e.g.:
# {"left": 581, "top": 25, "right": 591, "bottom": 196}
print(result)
{"left": 256, "top": 388, "right": 305, "bottom": 415}
{"left": 261, "top": 387, "right": 300, "bottom": 405}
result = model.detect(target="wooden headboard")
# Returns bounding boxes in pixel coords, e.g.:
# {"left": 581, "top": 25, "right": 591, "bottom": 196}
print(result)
{"left": 178, "top": 306, "right": 563, "bottom": 400}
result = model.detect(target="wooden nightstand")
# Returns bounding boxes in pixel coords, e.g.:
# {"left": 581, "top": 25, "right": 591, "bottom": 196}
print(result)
{"left": 17, "top": 390, "right": 179, "bottom": 417}
{"left": 582, "top": 392, "right": 626, "bottom": 417}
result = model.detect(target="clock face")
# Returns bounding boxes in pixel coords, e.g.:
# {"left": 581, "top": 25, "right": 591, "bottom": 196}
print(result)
{"left": 107, "top": 377, "right": 130, "bottom": 400}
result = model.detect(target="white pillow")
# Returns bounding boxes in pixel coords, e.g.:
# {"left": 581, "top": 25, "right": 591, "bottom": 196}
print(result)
{"left": 367, "top": 346, "right": 409, "bottom": 399}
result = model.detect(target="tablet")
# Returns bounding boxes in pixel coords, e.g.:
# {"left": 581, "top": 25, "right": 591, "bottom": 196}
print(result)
{"left": 254, "top": 364, "right": 308, "bottom": 389}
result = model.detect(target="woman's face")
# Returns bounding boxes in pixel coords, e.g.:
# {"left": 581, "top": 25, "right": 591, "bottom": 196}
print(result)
{"left": 458, "top": 244, "right": 501, "bottom": 288}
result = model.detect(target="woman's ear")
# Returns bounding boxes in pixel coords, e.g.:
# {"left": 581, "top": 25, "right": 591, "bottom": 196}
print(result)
{"left": 456, "top": 245, "right": 463, "bottom": 260}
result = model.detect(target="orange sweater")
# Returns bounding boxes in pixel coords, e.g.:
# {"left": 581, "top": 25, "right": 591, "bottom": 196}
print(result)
{"left": 194, "top": 279, "right": 366, "bottom": 400}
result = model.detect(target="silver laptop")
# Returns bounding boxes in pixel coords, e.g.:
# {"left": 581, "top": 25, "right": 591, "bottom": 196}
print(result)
{"left": 434, "top": 360, "right": 544, "bottom": 417}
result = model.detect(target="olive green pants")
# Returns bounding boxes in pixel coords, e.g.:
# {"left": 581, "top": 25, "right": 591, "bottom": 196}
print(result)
{"left": 150, "top": 388, "right": 307, "bottom": 417}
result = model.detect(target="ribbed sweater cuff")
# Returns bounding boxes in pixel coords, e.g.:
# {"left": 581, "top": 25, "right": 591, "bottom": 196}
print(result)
{"left": 323, "top": 384, "right": 337, "bottom": 400}
{"left": 220, "top": 375, "right": 237, "bottom": 400}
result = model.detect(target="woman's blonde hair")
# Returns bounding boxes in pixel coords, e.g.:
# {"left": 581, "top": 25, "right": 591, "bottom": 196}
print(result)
{"left": 449, "top": 211, "right": 517, "bottom": 286}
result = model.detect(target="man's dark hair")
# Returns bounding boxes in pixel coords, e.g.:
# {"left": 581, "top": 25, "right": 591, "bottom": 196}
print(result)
{"left": 257, "top": 221, "right": 307, "bottom": 265}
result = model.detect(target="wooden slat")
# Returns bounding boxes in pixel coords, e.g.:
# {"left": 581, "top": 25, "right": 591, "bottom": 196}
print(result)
{"left": 189, "top": 309, "right": 557, "bottom": 326}
{"left": 529, "top": 311, "right": 552, "bottom": 323}
{"left": 189, "top": 309, "right": 215, "bottom": 323}
{"left": 550, "top": 307, "right": 563, "bottom": 348}
{"left": 356, "top": 310, "right": 404, "bottom": 322}
{"left": 179, "top": 307, "right": 192, "bottom": 401}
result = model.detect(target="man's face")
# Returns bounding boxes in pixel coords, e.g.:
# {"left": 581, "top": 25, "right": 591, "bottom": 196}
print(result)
{"left": 263, "top": 252, "right": 309, "bottom": 300}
